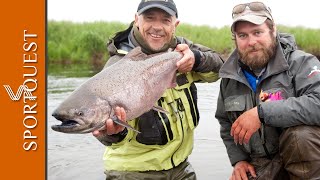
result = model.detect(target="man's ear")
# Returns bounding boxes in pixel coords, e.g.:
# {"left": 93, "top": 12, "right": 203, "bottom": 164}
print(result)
{"left": 273, "top": 25, "right": 277, "bottom": 37}
{"left": 134, "top": 13, "right": 139, "bottom": 27}
{"left": 175, "top": 19, "right": 180, "bottom": 28}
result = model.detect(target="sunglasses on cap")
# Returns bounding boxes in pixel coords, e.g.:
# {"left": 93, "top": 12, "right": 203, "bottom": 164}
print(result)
{"left": 232, "top": 1, "right": 272, "bottom": 18}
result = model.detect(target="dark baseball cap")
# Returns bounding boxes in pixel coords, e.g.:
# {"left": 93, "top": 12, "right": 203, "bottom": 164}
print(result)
{"left": 137, "top": 0, "right": 178, "bottom": 18}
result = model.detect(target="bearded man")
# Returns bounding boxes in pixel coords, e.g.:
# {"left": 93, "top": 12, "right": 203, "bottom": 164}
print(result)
{"left": 215, "top": 1, "right": 320, "bottom": 179}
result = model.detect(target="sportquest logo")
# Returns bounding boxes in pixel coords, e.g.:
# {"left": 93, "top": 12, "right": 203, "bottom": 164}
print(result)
{"left": 1, "top": 30, "right": 40, "bottom": 151}
{"left": 3, "top": 85, "right": 36, "bottom": 101}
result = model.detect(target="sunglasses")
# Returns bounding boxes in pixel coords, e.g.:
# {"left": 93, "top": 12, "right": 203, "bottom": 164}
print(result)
{"left": 232, "top": 2, "right": 271, "bottom": 18}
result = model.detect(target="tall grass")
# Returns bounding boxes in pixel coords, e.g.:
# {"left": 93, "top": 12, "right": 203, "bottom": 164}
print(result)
{"left": 277, "top": 25, "right": 320, "bottom": 56}
{"left": 48, "top": 20, "right": 320, "bottom": 70}
{"left": 175, "top": 24, "right": 234, "bottom": 57}
{"left": 48, "top": 21, "right": 127, "bottom": 68}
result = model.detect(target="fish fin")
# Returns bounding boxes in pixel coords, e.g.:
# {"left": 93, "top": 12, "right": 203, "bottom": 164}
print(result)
{"left": 169, "top": 75, "right": 177, "bottom": 88}
{"left": 152, "top": 106, "right": 169, "bottom": 114}
{"left": 111, "top": 116, "right": 141, "bottom": 133}
{"left": 169, "top": 82, "right": 177, "bottom": 88}
{"left": 123, "top": 47, "right": 148, "bottom": 61}
{"left": 96, "top": 119, "right": 107, "bottom": 131}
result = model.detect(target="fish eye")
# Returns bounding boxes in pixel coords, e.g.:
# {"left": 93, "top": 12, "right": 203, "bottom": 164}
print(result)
{"left": 77, "top": 111, "right": 83, "bottom": 116}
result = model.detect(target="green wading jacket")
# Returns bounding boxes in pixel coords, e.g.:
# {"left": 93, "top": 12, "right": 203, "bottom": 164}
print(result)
{"left": 215, "top": 33, "right": 320, "bottom": 166}
{"left": 98, "top": 23, "right": 223, "bottom": 171}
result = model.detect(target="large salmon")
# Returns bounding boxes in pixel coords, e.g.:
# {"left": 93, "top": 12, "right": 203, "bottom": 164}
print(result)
{"left": 51, "top": 47, "right": 182, "bottom": 134}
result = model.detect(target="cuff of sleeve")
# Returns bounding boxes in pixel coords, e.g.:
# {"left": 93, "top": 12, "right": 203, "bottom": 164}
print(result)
{"left": 191, "top": 50, "right": 201, "bottom": 70}
{"left": 231, "top": 156, "right": 251, "bottom": 166}
{"left": 111, "top": 128, "right": 128, "bottom": 142}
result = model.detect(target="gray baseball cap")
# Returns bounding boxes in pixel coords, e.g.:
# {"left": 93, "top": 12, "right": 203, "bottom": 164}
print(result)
{"left": 231, "top": 2, "right": 273, "bottom": 32}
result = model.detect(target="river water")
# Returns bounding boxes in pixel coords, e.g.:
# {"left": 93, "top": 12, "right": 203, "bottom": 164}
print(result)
{"left": 47, "top": 75, "right": 232, "bottom": 180}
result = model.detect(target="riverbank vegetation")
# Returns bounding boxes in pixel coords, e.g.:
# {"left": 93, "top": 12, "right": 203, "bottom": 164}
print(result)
{"left": 48, "top": 20, "right": 320, "bottom": 72}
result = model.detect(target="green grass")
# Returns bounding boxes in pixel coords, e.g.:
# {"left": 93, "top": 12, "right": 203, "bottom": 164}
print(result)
{"left": 47, "top": 20, "right": 320, "bottom": 71}
{"left": 277, "top": 25, "right": 320, "bottom": 56}
{"left": 48, "top": 21, "right": 127, "bottom": 69}
{"left": 175, "top": 24, "right": 234, "bottom": 56}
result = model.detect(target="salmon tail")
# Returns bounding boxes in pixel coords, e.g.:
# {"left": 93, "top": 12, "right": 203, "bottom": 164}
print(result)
{"left": 111, "top": 116, "right": 141, "bottom": 133}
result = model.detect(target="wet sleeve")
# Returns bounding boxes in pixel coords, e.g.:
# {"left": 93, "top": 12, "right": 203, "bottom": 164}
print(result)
{"left": 94, "top": 128, "right": 128, "bottom": 146}
{"left": 262, "top": 52, "right": 320, "bottom": 127}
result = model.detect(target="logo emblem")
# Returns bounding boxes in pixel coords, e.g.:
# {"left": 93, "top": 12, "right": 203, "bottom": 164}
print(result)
{"left": 259, "top": 90, "right": 283, "bottom": 102}
{"left": 3, "top": 85, "right": 36, "bottom": 101}
{"left": 308, "top": 66, "right": 320, "bottom": 78}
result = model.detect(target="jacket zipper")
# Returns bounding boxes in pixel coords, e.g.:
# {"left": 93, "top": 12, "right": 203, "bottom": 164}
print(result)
{"left": 256, "top": 74, "right": 272, "bottom": 159}
{"left": 170, "top": 114, "right": 184, "bottom": 167}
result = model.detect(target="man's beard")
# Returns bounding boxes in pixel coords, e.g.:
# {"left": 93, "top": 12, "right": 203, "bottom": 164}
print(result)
{"left": 237, "top": 35, "right": 277, "bottom": 70}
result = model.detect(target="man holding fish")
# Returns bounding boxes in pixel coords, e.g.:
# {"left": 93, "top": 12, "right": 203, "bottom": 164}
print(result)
{"left": 93, "top": 0, "right": 223, "bottom": 179}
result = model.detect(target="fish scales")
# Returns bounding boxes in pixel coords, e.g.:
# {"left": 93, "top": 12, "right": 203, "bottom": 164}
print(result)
{"left": 51, "top": 47, "right": 182, "bottom": 134}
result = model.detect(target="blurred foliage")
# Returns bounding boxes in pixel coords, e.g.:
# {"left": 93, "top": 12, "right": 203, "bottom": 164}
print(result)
{"left": 48, "top": 20, "right": 320, "bottom": 72}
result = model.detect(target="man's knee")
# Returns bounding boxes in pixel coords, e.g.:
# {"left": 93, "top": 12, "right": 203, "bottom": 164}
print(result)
{"left": 279, "top": 125, "right": 320, "bottom": 179}
{"left": 280, "top": 125, "right": 320, "bottom": 156}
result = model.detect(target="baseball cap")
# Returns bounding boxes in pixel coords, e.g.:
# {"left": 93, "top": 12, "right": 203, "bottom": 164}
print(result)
{"left": 231, "top": 2, "right": 273, "bottom": 32}
{"left": 137, "top": 0, "right": 178, "bottom": 18}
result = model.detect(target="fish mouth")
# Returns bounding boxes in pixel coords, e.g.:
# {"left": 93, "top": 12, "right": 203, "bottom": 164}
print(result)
{"left": 52, "top": 119, "right": 78, "bottom": 128}
{"left": 51, "top": 115, "right": 104, "bottom": 134}
{"left": 60, "top": 120, "right": 78, "bottom": 126}
{"left": 51, "top": 120, "right": 98, "bottom": 134}
{"left": 51, "top": 118, "right": 85, "bottom": 133}
{"left": 51, "top": 113, "right": 89, "bottom": 133}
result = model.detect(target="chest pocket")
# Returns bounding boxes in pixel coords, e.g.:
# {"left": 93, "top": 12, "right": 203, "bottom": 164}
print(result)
{"left": 224, "top": 95, "right": 247, "bottom": 122}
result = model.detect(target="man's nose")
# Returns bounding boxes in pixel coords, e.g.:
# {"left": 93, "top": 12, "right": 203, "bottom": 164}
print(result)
{"left": 248, "top": 35, "right": 257, "bottom": 46}
{"left": 151, "top": 21, "right": 163, "bottom": 30}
